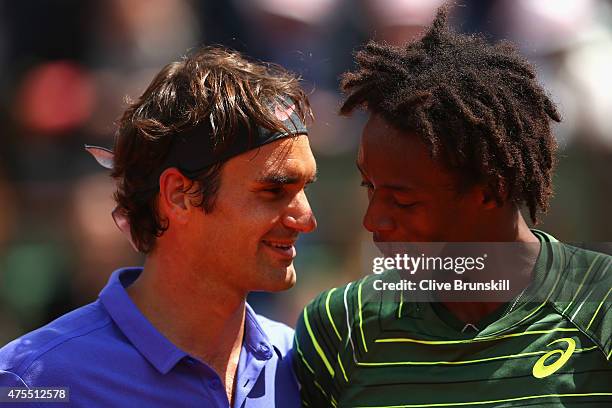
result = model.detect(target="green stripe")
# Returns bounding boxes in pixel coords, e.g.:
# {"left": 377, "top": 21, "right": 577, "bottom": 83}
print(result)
{"left": 397, "top": 290, "right": 404, "bottom": 319}
{"left": 586, "top": 285, "right": 612, "bottom": 331}
{"left": 294, "top": 337, "right": 315, "bottom": 374}
{"left": 353, "top": 392, "right": 612, "bottom": 408}
{"left": 561, "top": 254, "right": 602, "bottom": 314}
{"left": 303, "top": 307, "right": 335, "bottom": 377}
{"left": 356, "top": 346, "right": 597, "bottom": 366}
{"left": 326, "top": 288, "right": 342, "bottom": 341}
{"left": 313, "top": 380, "right": 330, "bottom": 399}
{"left": 337, "top": 353, "right": 349, "bottom": 382}
{"left": 297, "top": 335, "right": 336, "bottom": 408}
{"left": 358, "top": 279, "right": 369, "bottom": 353}
{"left": 375, "top": 328, "right": 579, "bottom": 345}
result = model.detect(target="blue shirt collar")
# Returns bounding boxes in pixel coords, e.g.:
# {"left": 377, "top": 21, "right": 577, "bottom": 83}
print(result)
{"left": 99, "top": 267, "right": 277, "bottom": 375}
{"left": 99, "top": 268, "right": 186, "bottom": 374}
{"left": 244, "top": 303, "right": 275, "bottom": 361}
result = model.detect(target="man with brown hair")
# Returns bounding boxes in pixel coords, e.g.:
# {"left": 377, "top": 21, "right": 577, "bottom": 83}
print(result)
{"left": 0, "top": 46, "right": 316, "bottom": 407}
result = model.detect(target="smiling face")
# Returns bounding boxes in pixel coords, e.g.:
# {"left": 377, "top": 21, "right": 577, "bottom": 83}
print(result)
{"left": 358, "top": 114, "right": 487, "bottom": 243}
{"left": 184, "top": 134, "right": 317, "bottom": 292}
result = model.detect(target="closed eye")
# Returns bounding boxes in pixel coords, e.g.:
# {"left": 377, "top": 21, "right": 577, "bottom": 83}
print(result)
{"left": 360, "top": 180, "right": 373, "bottom": 190}
{"left": 259, "top": 186, "right": 285, "bottom": 198}
{"left": 393, "top": 195, "right": 419, "bottom": 208}
{"left": 394, "top": 200, "right": 418, "bottom": 209}
{"left": 264, "top": 187, "right": 283, "bottom": 193}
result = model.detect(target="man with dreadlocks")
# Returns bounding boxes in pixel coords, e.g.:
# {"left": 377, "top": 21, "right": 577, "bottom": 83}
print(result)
{"left": 293, "top": 5, "right": 612, "bottom": 407}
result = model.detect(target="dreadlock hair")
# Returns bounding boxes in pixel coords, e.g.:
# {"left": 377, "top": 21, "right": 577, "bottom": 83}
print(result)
{"left": 340, "top": 4, "right": 561, "bottom": 224}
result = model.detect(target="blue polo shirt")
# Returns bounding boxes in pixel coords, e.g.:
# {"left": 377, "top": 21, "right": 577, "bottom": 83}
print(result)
{"left": 0, "top": 268, "right": 300, "bottom": 407}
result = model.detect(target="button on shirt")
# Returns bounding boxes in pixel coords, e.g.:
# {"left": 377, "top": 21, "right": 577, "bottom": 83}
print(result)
{"left": 0, "top": 268, "right": 300, "bottom": 407}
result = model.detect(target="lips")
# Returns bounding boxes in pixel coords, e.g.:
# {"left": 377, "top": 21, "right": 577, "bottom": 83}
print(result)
{"left": 262, "top": 239, "right": 297, "bottom": 259}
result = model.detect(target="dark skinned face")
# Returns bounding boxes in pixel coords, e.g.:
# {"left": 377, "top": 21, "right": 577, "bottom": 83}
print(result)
{"left": 358, "top": 114, "right": 487, "bottom": 243}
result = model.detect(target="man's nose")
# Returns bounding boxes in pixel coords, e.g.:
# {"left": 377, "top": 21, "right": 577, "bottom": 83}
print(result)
{"left": 363, "top": 193, "right": 394, "bottom": 234}
{"left": 283, "top": 191, "right": 317, "bottom": 233}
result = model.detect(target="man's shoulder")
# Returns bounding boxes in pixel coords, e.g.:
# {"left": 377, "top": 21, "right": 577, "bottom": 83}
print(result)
{"left": 301, "top": 273, "right": 389, "bottom": 324}
{"left": 0, "top": 300, "right": 114, "bottom": 384}
{"left": 560, "top": 241, "right": 611, "bottom": 269}
{"left": 554, "top": 242, "right": 611, "bottom": 309}
{"left": 551, "top": 242, "right": 612, "bottom": 360}
{"left": 293, "top": 275, "right": 386, "bottom": 401}
{"left": 295, "top": 274, "right": 387, "bottom": 353}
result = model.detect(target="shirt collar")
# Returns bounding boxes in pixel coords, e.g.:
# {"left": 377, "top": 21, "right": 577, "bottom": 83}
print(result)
{"left": 99, "top": 267, "right": 188, "bottom": 374}
{"left": 243, "top": 303, "right": 276, "bottom": 361}
{"left": 99, "top": 268, "right": 279, "bottom": 375}
{"left": 476, "top": 229, "right": 561, "bottom": 337}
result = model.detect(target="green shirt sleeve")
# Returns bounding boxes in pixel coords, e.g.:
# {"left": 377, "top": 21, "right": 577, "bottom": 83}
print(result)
{"left": 293, "top": 286, "right": 349, "bottom": 408}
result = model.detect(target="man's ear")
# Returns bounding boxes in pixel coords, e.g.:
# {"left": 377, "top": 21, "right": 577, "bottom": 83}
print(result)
{"left": 158, "top": 168, "right": 190, "bottom": 223}
{"left": 480, "top": 178, "right": 507, "bottom": 210}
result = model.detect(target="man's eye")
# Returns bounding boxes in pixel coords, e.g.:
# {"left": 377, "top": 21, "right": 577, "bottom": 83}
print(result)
{"left": 261, "top": 187, "right": 284, "bottom": 196}
{"left": 360, "top": 181, "right": 373, "bottom": 190}
{"left": 394, "top": 199, "right": 418, "bottom": 209}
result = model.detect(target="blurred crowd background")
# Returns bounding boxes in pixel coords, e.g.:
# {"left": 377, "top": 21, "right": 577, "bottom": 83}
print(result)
{"left": 1, "top": 0, "right": 611, "bottom": 344}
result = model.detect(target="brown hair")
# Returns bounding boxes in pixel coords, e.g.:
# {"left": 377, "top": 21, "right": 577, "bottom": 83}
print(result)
{"left": 111, "top": 46, "right": 312, "bottom": 253}
{"left": 340, "top": 5, "right": 561, "bottom": 223}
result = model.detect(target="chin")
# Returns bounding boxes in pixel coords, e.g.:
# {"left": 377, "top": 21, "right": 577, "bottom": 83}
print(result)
{"left": 261, "top": 265, "right": 297, "bottom": 292}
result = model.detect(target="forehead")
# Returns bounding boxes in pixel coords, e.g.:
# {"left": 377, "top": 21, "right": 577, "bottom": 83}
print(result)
{"left": 224, "top": 134, "right": 316, "bottom": 180}
{"left": 358, "top": 114, "right": 454, "bottom": 188}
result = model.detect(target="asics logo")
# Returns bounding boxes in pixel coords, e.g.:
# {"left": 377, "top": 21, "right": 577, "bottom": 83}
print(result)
{"left": 532, "top": 338, "right": 576, "bottom": 379}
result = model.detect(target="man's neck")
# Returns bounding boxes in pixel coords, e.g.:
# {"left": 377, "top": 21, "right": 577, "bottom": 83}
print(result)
{"left": 441, "top": 210, "right": 540, "bottom": 328}
{"left": 127, "top": 254, "right": 246, "bottom": 404}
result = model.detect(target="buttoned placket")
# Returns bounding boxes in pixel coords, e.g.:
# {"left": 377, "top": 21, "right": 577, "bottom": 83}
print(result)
{"left": 185, "top": 356, "right": 231, "bottom": 408}
{"left": 233, "top": 341, "right": 274, "bottom": 407}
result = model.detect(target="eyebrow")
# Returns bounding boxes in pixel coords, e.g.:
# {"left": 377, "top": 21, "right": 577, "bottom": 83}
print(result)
{"left": 356, "top": 161, "right": 415, "bottom": 192}
{"left": 256, "top": 170, "right": 318, "bottom": 185}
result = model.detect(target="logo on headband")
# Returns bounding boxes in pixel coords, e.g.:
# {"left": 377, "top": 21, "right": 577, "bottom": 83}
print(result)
{"left": 274, "top": 103, "right": 296, "bottom": 122}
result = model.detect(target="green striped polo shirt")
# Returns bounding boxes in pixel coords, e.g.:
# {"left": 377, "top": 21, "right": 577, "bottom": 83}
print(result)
{"left": 293, "top": 231, "right": 612, "bottom": 407}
